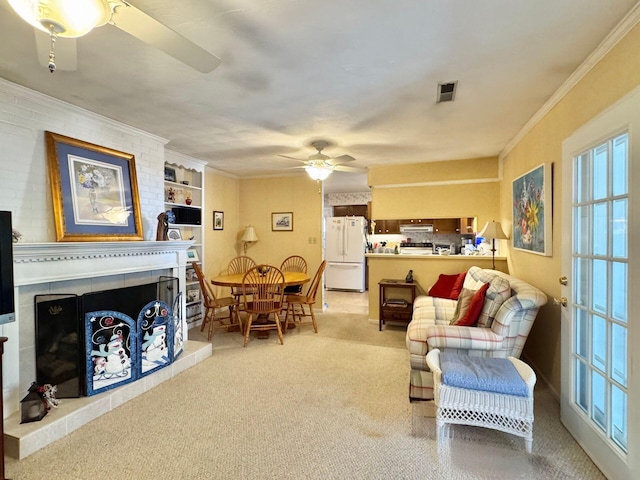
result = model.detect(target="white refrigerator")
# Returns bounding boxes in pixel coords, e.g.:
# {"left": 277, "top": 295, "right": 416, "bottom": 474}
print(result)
{"left": 325, "top": 216, "right": 367, "bottom": 292}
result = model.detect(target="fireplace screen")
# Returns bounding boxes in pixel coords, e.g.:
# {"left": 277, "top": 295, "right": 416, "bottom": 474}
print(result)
{"left": 35, "top": 277, "right": 182, "bottom": 397}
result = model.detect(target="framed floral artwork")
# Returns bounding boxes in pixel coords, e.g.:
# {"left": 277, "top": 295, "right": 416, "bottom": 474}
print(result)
{"left": 512, "top": 163, "right": 552, "bottom": 256}
{"left": 45, "top": 131, "right": 143, "bottom": 241}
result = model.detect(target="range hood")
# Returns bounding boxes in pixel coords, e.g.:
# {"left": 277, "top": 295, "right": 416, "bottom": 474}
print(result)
{"left": 399, "top": 224, "right": 434, "bottom": 233}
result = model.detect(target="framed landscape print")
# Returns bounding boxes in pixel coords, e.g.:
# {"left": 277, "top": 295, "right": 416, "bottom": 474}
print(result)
{"left": 272, "top": 212, "right": 293, "bottom": 231}
{"left": 45, "top": 131, "right": 143, "bottom": 241}
{"left": 512, "top": 163, "right": 552, "bottom": 256}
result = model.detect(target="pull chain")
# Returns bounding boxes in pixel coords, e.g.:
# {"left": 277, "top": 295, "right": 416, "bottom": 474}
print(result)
{"left": 48, "top": 24, "right": 57, "bottom": 73}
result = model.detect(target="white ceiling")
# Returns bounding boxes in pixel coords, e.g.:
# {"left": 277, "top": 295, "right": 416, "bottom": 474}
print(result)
{"left": 0, "top": 0, "right": 638, "bottom": 194}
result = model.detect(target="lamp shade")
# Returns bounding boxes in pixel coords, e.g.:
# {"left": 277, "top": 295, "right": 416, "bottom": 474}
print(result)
{"left": 241, "top": 226, "right": 258, "bottom": 243}
{"left": 305, "top": 162, "right": 334, "bottom": 181}
{"left": 8, "top": 0, "right": 111, "bottom": 37}
{"left": 479, "top": 221, "right": 508, "bottom": 240}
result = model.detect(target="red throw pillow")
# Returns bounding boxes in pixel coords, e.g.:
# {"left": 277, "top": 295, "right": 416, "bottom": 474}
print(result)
{"left": 454, "top": 282, "right": 490, "bottom": 326}
{"left": 450, "top": 271, "right": 467, "bottom": 299}
{"left": 428, "top": 274, "right": 460, "bottom": 299}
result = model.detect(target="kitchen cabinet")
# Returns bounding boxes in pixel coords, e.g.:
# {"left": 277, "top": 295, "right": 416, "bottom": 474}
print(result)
{"left": 458, "top": 217, "right": 476, "bottom": 233}
{"left": 433, "top": 218, "right": 459, "bottom": 234}
{"left": 374, "top": 219, "right": 400, "bottom": 234}
{"left": 378, "top": 279, "right": 418, "bottom": 330}
{"left": 164, "top": 158, "right": 206, "bottom": 326}
{"left": 400, "top": 218, "right": 433, "bottom": 225}
{"left": 333, "top": 204, "right": 369, "bottom": 218}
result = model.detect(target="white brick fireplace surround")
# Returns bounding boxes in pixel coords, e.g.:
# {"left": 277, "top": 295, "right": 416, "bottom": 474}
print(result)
{"left": 1, "top": 241, "right": 212, "bottom": 459}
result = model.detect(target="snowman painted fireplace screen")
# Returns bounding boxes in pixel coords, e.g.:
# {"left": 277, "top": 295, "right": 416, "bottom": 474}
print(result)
{"left": 35, "top": 277, "right": 183, "bottom": 397}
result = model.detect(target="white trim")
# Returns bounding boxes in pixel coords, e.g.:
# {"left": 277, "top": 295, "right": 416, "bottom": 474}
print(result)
{"left": 500, "top": 3, "right": 640, "bottom": 161}
{"left": 165, "top": 150, "right": 208, "bottom": 171}
{"left": 12, "top": 241, "right": 194, "bottom": 286}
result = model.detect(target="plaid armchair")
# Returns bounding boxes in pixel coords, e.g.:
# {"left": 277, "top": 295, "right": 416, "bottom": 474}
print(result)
{"left": 406, "top": 266, "right": 547, "bottom": 401}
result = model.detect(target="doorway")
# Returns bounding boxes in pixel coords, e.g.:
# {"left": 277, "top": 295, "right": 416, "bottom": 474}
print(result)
{"left": 561, "top": 88, "right": 640, "bottom": 479}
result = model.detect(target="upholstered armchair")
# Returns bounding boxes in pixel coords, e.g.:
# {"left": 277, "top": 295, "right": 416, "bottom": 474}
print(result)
{"left": 406, "top": 266, "right": 547, "bottom": 401}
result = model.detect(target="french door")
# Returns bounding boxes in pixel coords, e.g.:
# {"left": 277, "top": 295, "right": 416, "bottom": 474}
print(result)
{"left": 561, "top": 89, "right": 640, "bottom": 479}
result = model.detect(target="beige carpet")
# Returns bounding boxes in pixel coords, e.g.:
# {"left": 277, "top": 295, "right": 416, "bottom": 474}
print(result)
{"left": 5, "top": 292, "right": 604, "bottom": 479}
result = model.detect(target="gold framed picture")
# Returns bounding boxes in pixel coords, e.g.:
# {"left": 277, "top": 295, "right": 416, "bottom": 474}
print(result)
{"left": 45, "top": 131, "right": 143, "bottom": 241}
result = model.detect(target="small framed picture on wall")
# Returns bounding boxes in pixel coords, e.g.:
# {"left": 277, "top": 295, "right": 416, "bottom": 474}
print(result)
{"left": 272, "top": 212, "right": 293, "bottom": 231}
{"left": 213, "top": 211, "right": 224, "bottom": 230}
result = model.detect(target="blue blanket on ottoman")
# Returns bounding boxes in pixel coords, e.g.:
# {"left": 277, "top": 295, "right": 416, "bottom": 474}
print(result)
{"left": 440, "top": 353, "right": 529, "bottom": 397}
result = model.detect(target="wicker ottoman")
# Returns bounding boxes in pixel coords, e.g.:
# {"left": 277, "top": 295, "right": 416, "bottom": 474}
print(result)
{"left": 425, "top": 349, "right": 536, "bottom": 453}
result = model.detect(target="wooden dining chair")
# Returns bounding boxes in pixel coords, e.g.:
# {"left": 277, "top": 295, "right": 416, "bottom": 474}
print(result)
{"left": 280, "top": 255, "right": 308, "bottom": 294}
{"left": 191, "top": 262, "right": 243, "bottom": 341}
{"left": 242, "top": 265, "right": 286, "bottom": 347}
{"left": 284, "top": 260, "right": 326, "bottom": 334}
{"left": 228, "top": 256, "right": 256, "bottom": 302}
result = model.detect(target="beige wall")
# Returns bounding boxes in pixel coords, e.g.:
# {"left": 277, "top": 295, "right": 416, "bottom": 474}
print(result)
{"left": 369, "top": 157, "right": 501, "bottom": 227}
{"left": 238, "top": 176, "right": 324, "bottom": 280}
{"left": 203, "top": 169, "right": 241, "bottom": 295}
{"left": 500, "top": 23, "right": 640, "bottom": 395}
{"left": 204, "top": 173, "right": 324, "bottom": 296}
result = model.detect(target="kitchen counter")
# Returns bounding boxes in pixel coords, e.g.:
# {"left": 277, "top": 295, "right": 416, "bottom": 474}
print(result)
{"left": 366, "top": 253, "right": 508, "bottom": 323}
{"left": 366, "top": 253, "right": 507, "bottom": 259}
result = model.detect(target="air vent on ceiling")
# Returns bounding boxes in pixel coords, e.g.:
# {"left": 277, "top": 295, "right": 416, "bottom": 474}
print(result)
{"left": 437, "top": 81, "right": 458, "bottom": 103}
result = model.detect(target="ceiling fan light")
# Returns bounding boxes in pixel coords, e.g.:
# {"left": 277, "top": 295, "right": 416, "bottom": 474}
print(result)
{"left": 305, "top": 164, "right": 333, "bottom": 181}
{"left": 8, "top": 0, "right": 112, "bottom": 37}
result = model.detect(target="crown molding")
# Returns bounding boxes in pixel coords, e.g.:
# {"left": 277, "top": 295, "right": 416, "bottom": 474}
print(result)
{"left": 500, "top": 3, "right": 640, "bottom": 160}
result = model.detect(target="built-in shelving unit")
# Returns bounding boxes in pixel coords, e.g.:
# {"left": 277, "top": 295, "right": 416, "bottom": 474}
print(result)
{"left": 164, "top": 156, "right": 207, "bottom": 326}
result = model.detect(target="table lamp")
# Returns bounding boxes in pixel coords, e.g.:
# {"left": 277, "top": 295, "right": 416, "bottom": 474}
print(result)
{"left": 478, "top": 220, "right": 508, "bottom": 270}
{"left": 241, "top": 225, "right": 258, "bottom": 254}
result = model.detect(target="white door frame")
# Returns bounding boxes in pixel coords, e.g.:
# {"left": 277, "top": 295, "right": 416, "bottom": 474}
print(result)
{"left": 561, "top": 86, "right": 640, "bottom": 480}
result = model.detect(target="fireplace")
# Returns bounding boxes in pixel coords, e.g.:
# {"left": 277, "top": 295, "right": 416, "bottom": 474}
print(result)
{"left": 4, "top": 241, "right": 194, "bottom": 417}
{"left": 3, "top": 241, "right": 213, "bottom": 460}
{"left": 35, "top": 277, "right": 181, "bottom": 398}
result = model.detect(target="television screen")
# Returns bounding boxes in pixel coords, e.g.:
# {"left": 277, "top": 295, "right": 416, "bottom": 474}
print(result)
{"left": 0, "top": 211, "right": 15, "bottom": 324}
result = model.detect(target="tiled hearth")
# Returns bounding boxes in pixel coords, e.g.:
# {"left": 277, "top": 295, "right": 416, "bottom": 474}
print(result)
{"left": 4, "top": 339, "right": 211, "bottom": 459}
{"left": 2, "top": 241, "right": 209, "bottom": 459}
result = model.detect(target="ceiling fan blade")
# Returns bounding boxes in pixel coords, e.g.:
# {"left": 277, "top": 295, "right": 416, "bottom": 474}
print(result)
{"left": 329, "top": 154, "right": 356, "bottom": 164}
{"left": 334, "top": 165, "right": 367, "bottom": 174}
{"left": 277, "top": 154, "right": 308, "bottom": 163}
{"left": 34, "top": 30, "right": 77, "bottom": 71}
{"left": 110, "top": 3, "right": 221, "bottom": 73}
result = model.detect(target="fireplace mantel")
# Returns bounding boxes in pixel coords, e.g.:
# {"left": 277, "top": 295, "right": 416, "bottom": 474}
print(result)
{"left": 12, "top": 241, "right": 194, "bottom": 286}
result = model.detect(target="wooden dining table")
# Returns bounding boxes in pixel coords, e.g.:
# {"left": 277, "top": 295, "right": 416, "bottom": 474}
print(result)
{"left": 210, "top": 271, "right": 310, "bottom": 338}
{"left": 210, "top": 271, "right": 310, "bottom": 289}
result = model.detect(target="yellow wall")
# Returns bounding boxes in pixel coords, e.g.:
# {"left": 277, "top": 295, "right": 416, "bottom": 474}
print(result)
{"left": 500, "top": 23, "right": 640, "bottom": 394}
{"left": 204, "top": 172, "right": 324, "bottom": 296}
{"left": 369, "top": 157, "right": 501, "bottom": 227}
{"left": 204, "top": 169, "right": 241, "bottom": 295}
{"left": 238, "top": 176, "right": 324, "bottom": 280}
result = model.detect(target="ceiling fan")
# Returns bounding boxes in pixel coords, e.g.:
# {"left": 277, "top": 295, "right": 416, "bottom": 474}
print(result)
{"left": 278, "top": 140, "right": 366, "bottom": 181}
{"left": 7, "top": 0, "right": 221, "bottom": 73}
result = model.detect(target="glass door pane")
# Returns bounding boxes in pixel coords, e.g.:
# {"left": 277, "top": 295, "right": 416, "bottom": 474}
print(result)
{"left": 572, "top": 132, "right": 628, "bottom": 454}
